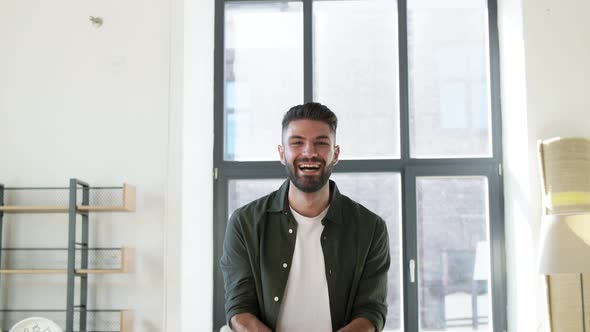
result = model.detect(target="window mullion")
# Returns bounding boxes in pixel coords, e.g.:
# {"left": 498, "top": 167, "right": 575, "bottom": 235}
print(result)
{"left": 403, "top": 166, "right": 419, "bottom": 332}
{"left": 213, "top": 0, "right": 225, "bottom": 166}
{"left": 488, "top": 0, "right": 503, "bottom": 163}
{"left": 487, "top": 1, "right": 507, "bottom": 330}
{"left": 398, "top": 0, "right": 418, "bottom": 331}
{"left": 398, "top": 0, "right": 410, "bottom": 162}
{"left": 213, "top": 175, "right": 229, "bottom": 328}
{"left": 303, "top": 0, "right": 313, "bottom": 102}
{"left": 488, "top": 164, "right": 508, "bottom": 332}
{"left": 213, "top": 0, "right": 226, "bottom": 327}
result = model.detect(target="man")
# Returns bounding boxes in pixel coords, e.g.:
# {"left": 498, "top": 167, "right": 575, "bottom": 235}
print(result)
{"left": 220, "top": 102, "right": 390, "bottom": 332}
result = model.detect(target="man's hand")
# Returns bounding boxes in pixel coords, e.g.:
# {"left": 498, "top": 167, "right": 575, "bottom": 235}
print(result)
{"left": 337, "top": 317, "right": 376, "bottom": 332}
{"left": 230, "top": 313, "right": 272, "bottom": 332}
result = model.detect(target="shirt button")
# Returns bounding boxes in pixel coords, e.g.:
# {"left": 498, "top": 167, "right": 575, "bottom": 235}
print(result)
{"left": 288, "top": 228, "right": 293, "bottom": 234}
{"left": 274, "top": 296, "right": 279, "bottom": 302}
{"left": 329, "top": 269, "right": 332, "bottom": 275}
{"left": 283, "top": 263, "right": 288, "bottom": 268}
{"left": 323, "top": 236, "right": 327, "bottom": 241}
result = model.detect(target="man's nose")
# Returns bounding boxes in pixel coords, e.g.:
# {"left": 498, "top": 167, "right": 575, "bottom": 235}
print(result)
{"left": 302, "top": 142, "right": 317, "bottom": 156}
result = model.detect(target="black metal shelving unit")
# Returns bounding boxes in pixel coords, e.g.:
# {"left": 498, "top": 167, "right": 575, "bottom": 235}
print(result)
{"left": 0, "top": 179, "right": 134, "bottom": 332}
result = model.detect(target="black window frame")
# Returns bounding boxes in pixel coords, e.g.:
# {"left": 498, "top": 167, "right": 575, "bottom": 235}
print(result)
{"left": 212, "top": 0, "right": 506, "bottom": 331}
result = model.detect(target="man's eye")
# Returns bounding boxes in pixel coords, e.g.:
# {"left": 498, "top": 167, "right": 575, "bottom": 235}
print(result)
{"left": 291, "top": 142, "right": 303, "bottom": 146}
{"left": 316, "top": 142, "right": 329, "bottom": 146}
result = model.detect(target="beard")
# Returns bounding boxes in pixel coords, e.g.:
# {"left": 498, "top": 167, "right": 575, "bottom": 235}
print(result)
{"left": 285, "top": 156, "right": 334, "bottom": 193}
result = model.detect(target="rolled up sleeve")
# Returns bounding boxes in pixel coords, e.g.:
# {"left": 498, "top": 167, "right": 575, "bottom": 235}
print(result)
{"left": 220, "top": 211, "right": 259, "bottom": 324}
{"left": 351, "top": 218, "right": 391, "bottom": 331}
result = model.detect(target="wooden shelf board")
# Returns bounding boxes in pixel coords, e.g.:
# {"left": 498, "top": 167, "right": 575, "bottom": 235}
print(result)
{"left": 0, "top": 205, "right": 132, "bottom": 213}
{"left": 0, "top": 206, "right": 69, "bottom": 213}
{"left": 0, "top": 247, "right": 132, "bottom": 274}
{"left": 77, "top": 205, "right": 134, "bottom": 212}
{"left": 0, "top": 183, "right": 136, "bottom": 213}
{"left": 0, "top": 269, "right": 66, "bottom": 274}
{"left": 77, "top": 269, "right": 126, "bottom": 274}
{"left": 0, "top": 269, "right": 125, "bottom": 274}
{"left": 121, "top": 247, "right": 134, "bottom": 273}
{"left": 121, "top": 310, "right": 133, "bottom": 332}
{"left": 122, "top": 183, "right": 136, "bottom": 212}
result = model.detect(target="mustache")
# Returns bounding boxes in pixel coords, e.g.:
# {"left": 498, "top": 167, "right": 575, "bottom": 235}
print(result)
{"left": 293, "top": 157, "right": 325, "bottom": 165}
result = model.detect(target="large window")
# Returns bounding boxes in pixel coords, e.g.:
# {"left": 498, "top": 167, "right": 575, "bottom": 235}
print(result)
{"left": 213, "top": 0, "right": 505, "bottom": 331}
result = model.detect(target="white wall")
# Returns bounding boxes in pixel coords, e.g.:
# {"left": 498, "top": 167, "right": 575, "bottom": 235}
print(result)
{"left": 178, "top": 0, "right": 214, "bottom": 331}
{"left": 0, "top": 0, "right": 174, "bottom": 330}
{"left": 500, "top": 0, "right": 590, "bottom": 330}
{"left": 523, "top": 0, "right": 590, "bottom": 139}
{"left": 498, "top": 0, "right": 540, "bottom": 329}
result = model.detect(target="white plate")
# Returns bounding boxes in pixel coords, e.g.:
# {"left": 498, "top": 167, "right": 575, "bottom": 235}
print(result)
{"left": 9, "top": 317, "right": 64, "bottom": 332}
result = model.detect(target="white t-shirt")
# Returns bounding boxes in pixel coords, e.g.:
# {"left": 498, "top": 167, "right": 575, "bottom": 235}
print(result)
{"left": 276, "top": 206, "right": 332, "bottom": 332}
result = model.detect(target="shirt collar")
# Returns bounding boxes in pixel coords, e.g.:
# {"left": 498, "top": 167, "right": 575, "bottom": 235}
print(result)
{"left": 267, "top": 179, "right": 344, "bottom": 225}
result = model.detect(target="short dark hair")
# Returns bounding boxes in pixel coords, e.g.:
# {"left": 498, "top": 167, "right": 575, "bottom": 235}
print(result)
{"left": 281, "top": 102, "right": 338, "bottom": 134}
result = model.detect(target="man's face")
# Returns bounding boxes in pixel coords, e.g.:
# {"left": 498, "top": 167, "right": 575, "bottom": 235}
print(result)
{"left": 278, "top": 119, "right": 340, "bottom": 193}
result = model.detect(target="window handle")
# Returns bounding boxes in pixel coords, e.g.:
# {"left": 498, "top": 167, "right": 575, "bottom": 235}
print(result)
{"left": 409, "top": 259, "right": 416, "bottom": 283}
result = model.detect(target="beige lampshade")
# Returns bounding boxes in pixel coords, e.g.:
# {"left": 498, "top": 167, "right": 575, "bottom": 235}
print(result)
{"left": 538, "top": 213, "right": 590, "bottom": 274}
{"left": 538, "top": 137, "right": 590, "bottom": 214}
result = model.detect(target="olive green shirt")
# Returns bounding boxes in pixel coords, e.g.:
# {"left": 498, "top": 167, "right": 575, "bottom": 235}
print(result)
{"left": 220, "top": 179, "right": 390, "bottom": 331}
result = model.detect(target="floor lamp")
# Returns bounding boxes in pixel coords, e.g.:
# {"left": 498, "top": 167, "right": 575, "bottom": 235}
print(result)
{"left": 539, "top": 213, "right": 590, "bottom": 332}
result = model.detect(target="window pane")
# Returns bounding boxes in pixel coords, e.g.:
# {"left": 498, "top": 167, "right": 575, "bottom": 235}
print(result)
{"left": 314, "top": 0, "right": 400, "bottom": 159}
{"left": 228, "top": 179, "right": 285, "bottom": 216}
{"left": 408, "top": 0, "right": 492, "bottom": 158}
{"left": 416, "top": 177, "right": 492, "bottom": 331}
{"left": 224, "top": 2, "right": 303, "bottom": 161}
{"left": 331, "top": 173, "right": 402, "bottom": 331}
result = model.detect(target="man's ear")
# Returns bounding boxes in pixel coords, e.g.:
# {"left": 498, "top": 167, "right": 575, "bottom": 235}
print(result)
{"left": 333, "top": 145, "right": 340, "bottom": 166}
{"left": 278, "top": 144, "right": 286, "bottom": 165}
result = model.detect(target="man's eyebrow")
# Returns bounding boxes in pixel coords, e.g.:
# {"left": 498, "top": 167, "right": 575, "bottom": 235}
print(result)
{"left": 287, "top": 135, "right": 331, "bottom": 140}
{"left": 288, "top": 135, "right": 305, "bottom": 140}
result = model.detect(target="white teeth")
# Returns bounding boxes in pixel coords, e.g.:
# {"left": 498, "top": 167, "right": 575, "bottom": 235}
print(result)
{"left": 298, "top": 163, "right": 320, "bottom": 170}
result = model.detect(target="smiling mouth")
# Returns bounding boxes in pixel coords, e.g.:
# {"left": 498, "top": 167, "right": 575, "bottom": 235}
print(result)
{"left": 297, "top": 162, "right": 322, "bottom": 173}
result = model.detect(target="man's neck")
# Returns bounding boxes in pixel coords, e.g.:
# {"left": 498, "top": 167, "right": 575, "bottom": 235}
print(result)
{"left": 288, "top": 181, "right": 330, "bottom": 218}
